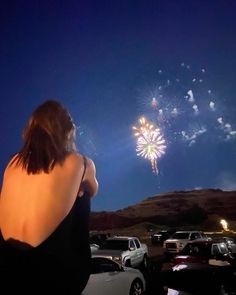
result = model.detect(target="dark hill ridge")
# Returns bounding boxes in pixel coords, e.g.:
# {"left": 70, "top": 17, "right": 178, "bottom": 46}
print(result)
{"left": 90, "top": 189, "right": 236, "bottom": 231}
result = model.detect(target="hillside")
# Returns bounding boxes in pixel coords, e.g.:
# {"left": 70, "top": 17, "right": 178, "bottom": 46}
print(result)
{"left": 90, "top": 189, "right": 236, "bottom": 231}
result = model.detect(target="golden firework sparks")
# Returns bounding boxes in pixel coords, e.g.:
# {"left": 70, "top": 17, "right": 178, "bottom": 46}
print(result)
{"left": 133, "top": 117, "right": 166, "bottom": 174}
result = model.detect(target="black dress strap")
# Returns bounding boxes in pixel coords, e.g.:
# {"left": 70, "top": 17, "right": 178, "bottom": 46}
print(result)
{"left": 77, "top": 156, "right": 87, "bottom": 197}
{"left": 81, "top": 156, "right": 87, "bottom": 183}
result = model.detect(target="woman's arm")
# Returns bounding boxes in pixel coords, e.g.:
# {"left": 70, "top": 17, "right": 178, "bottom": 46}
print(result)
{"left": 78, "top": 158, "right": 98, "bottom": 198}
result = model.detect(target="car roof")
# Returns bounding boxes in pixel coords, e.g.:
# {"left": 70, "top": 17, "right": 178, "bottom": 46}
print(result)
{"left": 108, "top": 236, "right": 136, "bottom": 240}
{"left": 187, "top": 240, "right": 226, "bottom": 246}
{"left": 174, "top": 231, "right": 203, "bottom": 233}
{"left": 213, "top": 236, "right": 235, "bottom": 240}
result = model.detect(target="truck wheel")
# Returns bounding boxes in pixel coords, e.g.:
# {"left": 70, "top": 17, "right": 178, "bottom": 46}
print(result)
{"left": 125, "top": 259, "right": 131, "bottom": 267}
{"left": 129, "top": 279, "right": 143, "bottom": 295}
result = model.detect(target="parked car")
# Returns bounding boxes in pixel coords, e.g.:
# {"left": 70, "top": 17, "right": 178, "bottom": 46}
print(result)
{"left": 162, "top": 240, "right": 236, "bottom": 294}
{"left": 173, "top": 240, "right": 235, "bottom": 265}
{"left": 163, "top": 231, "right": 209, "bottom": 254}
{"left": 151, "top": 230, "right": 174, "bottom": 245}
{"left": 163, "top": 262, "right": 232, "bottom": 294}
{"left": 82, "top": 256, "right": 146, "bottom": 295}
{"left": 89, "top": 233, "right": 111, "bottom": 247}
{"left": 212, "top": 237, "right": 236, "bottom": 255}
{"left": 93, "top": 236, "right": 149, "bottom": 268}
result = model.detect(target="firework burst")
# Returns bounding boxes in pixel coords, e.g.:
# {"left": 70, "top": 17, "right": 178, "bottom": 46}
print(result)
{"left": 133, "top": 117, "right": 166, "bottom": 174}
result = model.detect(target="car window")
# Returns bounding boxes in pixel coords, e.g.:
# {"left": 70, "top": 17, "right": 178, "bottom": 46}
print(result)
{"left": 91, "top": 258, "right": 120, "bottom": 274}
{"left": 100, "top": 240, "right": 129, "bottom": 251}
{"left": 172, "top": 233, "right": 190, "bottom": 239}
{"left": 194, "top": 233, "right": 201, "bottom": 239}
{"left": 129, "top": 240, "right": 135, "bottom": 249}
{"left": 219, "top": 243, "right": 229, "bottom": 254}
{"left": 212, "top": 244, "right": 220, "bottom": 255}
{"left": 134, "top": 239, "right": 141, "bottom": 249}
{"left": 201, "top": 232, "right": 208, "bottom": 239}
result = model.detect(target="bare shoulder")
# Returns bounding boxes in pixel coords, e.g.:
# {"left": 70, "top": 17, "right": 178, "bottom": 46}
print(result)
{"left": 67, "top": 153, "right": 96, "bottom": 169}
{"left": 63, "top": 152, "right": 85, "bottom": 172}
{"left": 64, "top": 153, "right": 97, "bottom": 187}
{"left": 84, "top": 156, "right": 96, "bottom": 169}
{"left": 66, "top": 152, "right": 83, "bottom": 163}
{"left": 3, "top": 154, "right": 19, "bottom": 175}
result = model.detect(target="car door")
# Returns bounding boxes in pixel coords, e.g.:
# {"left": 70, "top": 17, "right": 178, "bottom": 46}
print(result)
{"left": 83, "top": 258, "right": 127, "bottom": 295}
{"left": 129, "top": 240, "right": 138, "bottom": 266}
{"left": 134, "top": 239, "right": 143, "bottom": 265}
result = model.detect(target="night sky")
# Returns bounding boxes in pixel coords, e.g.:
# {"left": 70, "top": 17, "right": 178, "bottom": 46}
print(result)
{"left": 1, "top": 1, "right": 236, "bottom": 211}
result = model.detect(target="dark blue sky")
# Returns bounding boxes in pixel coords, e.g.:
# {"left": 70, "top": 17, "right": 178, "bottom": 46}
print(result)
{"left": 1, "top": 0, "right": 236, "bottom": 211}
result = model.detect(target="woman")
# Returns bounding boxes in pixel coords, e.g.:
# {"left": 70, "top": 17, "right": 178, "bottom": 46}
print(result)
{"left": 0, "top": 100, "right": 98, "bottom": 294}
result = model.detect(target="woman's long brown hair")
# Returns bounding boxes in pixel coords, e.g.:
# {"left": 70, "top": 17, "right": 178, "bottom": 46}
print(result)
{"left": 12, "top": 100, "right": 76, "bottom": 174}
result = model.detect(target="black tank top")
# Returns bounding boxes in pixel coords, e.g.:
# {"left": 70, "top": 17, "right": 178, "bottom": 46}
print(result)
{"left": 0, "top": 156, "right": 91, "bottom": 294}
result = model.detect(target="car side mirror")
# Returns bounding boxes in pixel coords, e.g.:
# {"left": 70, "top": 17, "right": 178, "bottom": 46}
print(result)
{"left": 129, "top": 246, "right": 135, "bottom": 251}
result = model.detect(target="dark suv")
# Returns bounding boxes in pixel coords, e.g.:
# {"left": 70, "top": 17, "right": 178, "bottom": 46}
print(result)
{"left": 89, "top": 233, "right": 111, "bottom": 247}
{"left": 162, "top": 240, "right": 236, "bottom": 294}
{"left": 151, "top": 230, "right": 173, "bottom": 245}
{"left": 212, "top": 237, "right": 236, "bottom": 256}
{"left": 174, "top": 240, "right": 235, "bottom": 265}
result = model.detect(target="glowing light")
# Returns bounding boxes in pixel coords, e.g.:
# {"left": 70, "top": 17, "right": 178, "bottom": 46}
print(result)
{"left": 225, "top": 123, "right": 231, "bottom": 130}
{"left": 192, "top": 104, "right": 199, "bottom": 114}
{"left": 220, "top": 219, "right": 229, "bottom": 231}
{"left": 209, "top": 101, "right": 215, "bottom": 111}
{"left": 133, "top": 117, "right": 166, "bottom": 174}
{"left": 151, "top": 97, "right": 158, "bottom": 108}
{"left": 217, "top": 117, "right": 224, "bottom": 125}
{"left": 181, "top": 127, "right": 207, "bottom": 146}
{"left": 187, "top": 90, "right": 194, "bottom": 103}
{"left": 171, "top": 108, "right": 178, "bottom": 116}
{"left": 159, "top": 109, "right": 163, "bottom": 115}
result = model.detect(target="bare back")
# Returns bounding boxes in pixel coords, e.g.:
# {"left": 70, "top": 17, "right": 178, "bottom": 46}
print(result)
{"left": 0, "top": 153, "right": 86, "bottom": 247}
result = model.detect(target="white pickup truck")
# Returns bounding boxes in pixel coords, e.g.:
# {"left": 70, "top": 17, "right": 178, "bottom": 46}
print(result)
{"left": 163, "top": 230, "right": 209, "bottom": 254}
{"left": 92, "top": 236, "right": 149, "bottom": 268}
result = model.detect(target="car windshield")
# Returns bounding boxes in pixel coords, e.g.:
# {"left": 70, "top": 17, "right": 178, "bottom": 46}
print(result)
{"left": 172, "top": 233, "right": 190, "bottom": 239}
{"left": 100, "top": 240, "right": 129, "bottom": 251}
{"left": 181, "top": 243, "right": 211, "bottom": 256}
{"left": 219, "top": 243, "right": 229, "bottom": 254}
